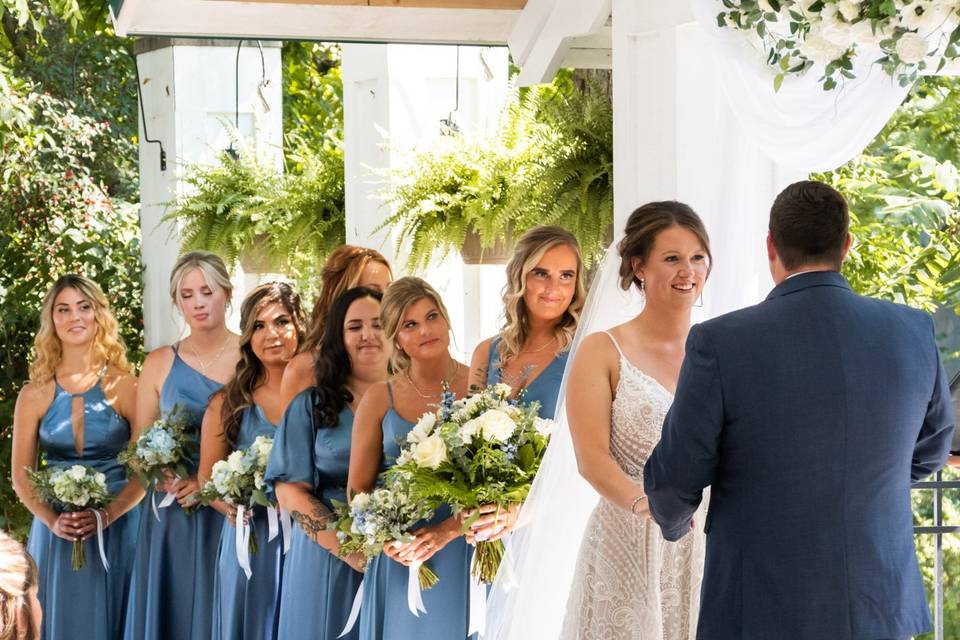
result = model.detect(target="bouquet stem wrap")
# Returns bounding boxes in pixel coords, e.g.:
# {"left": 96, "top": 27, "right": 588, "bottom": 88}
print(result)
{"left": 468, "top": 548, "right": 488, "bottom": 637}
{"left": 235, "top": 505, "right": 257, "bottom": 579}
{"left": 337, "top": 579, "right": 365, "bottom": 638}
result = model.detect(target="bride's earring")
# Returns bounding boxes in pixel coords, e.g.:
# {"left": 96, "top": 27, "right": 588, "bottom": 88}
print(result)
{"left": 694, "top": 291, "right": 704, "bottom": 308}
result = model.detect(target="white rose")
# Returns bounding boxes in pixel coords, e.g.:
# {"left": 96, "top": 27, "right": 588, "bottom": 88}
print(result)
{"left": 478, "top": 409, "right": 517, "bottom": 443}
{"left": 533, "top": 417, "right": 556, "bottom": 437}
{"left": 407, "top": 412, "right": 436, "bottom": 444}
{"left": 460, "top": 417, "right": 481, "bottom": 444}
{"left": 896, "top": 31, "right": 930, "bottom": 63}
{"left": 411, "top": 434, "right": 447, "bottom": 469}
{"left": 837, "top": 0, "right": 861, "bottom": 22}
{"left": 396, "top": 449, "right": 414, "bottom": 466}
{"left": 351, "top": 492, "right": 371, "bottom": 511}
{"left": 800, "top": 29, "right": 848, "bottom": 65}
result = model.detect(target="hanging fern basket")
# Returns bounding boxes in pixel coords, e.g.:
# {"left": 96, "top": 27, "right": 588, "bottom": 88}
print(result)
{"left": 239, "top": 234, "right": 280, "bottom": 274}
{"left": 460, "top": 226, "right": 515, "bottom": 265}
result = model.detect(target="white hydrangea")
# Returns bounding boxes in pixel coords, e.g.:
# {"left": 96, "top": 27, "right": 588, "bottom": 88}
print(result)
{"left": 459, "top": 417, "right": 481, "bottom": 444}
{"left": 533, "top": 417, "right": 556, "bottom": 437}
{"left": 407, "top": 412, "right": 437, "bottom": 444}
{"left": 800, "top": 28, "right": 848, "bottom": 65}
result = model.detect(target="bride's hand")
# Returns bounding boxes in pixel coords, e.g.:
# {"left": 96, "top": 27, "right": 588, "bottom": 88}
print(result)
{"left": 464, "top": 503, "right": 520, "bottom": 545}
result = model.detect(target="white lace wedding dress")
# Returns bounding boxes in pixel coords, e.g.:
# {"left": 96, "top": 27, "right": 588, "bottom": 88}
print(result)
{"left": 559, "top": 332, "right": 706, "bottom": 640}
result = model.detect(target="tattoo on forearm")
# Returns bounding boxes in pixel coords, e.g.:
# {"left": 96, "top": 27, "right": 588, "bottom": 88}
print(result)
{"left": 291, "top": 497, "right": 331, "bottom": 538}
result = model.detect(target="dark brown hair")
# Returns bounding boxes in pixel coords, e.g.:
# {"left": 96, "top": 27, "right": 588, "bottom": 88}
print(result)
{"left": 617, "top": 201, "right": 712, "bottom": 290}
{"left": 303, "top": 246, "right": 392, "bottom": 352}
{"left": 220, "top": 282, "right": 307, "bottom": 447}
{"left": 769, "top": 180, "right": 849, "bottom": 270}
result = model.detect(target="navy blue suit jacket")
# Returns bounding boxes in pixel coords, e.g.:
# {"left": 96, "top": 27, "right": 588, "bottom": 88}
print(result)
{"left": 643, "top": 271, "right": 955, "bottom": 640}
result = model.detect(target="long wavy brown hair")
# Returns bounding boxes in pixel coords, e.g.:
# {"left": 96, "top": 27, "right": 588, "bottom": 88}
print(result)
{"left": 497, "top": 226, "right": 586, "bottom": 367}
{"left": 303, "top": 246, "right": 392, "bottom": 352}
{"left": 28, "top": 275, "right": 132, "bottom": 384}
{"left": 0, "top": 530, "right": 39, "bottom": 640}
{"left": 219, "top": 282, "right": 307, "bottom": 448}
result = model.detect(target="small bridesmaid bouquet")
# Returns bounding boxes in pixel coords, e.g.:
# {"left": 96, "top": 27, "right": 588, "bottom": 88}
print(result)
{"left": 196, "top": 435, "right": 274, "bottom": 555}
{"left": 28, "top": 464, "right": 113, "bottom": 571}
{"left": 331, "top": 484, "right": 439, "bottom": 590}
{"left": 387, "top": 383, "right": 555, "bottom": 584}
{"left": 117, "top": 404, "right": 196, "bottom": 518}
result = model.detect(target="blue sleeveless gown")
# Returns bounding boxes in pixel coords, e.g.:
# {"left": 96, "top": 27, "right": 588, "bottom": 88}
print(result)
{"left": 485, "top": 337, "right": 568, "bottom": 420}
{"left": 264, "top": 388, "right": 363, "bottom": 640}
{"left": 124, "top": 348, "right": 224, "bottom": 640}
{"left": 358, "top": 383, "right": 474, "bottom": 640}
{"left": 213, "top": 404, "right": 283, "bottom": 640}
{"left": 27, "top": 379, "right": 140, "bottom": 640}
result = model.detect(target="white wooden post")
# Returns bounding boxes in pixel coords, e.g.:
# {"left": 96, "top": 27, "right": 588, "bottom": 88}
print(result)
{"left": 136, "top": 38, "right": 283, "bottom": 349}
{"left": 342, "top": 43, "right": 510, "bottom": 359}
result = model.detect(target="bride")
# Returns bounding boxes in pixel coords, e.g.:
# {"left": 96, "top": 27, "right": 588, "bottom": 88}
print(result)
{"left": 486, "top": 201, "right": 712, "bottom": 640}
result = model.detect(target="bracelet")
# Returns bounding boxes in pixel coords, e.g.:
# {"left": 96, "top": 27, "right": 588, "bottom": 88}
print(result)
{"left": 629, "top": 494, "right": 647, "bottom": 516}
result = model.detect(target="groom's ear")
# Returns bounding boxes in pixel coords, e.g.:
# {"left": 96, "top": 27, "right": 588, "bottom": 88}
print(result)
{"left": 838, "top": 232, "right": 852, "bottom": 264}
{"left": 766, "top": 232, "right": 777, "bottom": 263}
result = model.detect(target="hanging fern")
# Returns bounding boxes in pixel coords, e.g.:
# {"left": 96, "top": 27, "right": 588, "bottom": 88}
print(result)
{"left": 383, "top": 76, "right": 613, "bottom": 271}
{"left": 164, "top": 137, "right": 345, "bottom": 296}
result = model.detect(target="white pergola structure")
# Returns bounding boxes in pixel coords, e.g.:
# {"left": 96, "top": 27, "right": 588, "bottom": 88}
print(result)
{"left": 115, "top": 0, "right": 837, "bottom": 348}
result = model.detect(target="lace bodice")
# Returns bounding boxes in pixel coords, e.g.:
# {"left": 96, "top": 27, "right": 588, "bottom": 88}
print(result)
{"left": 609, "top": 357, "right": 673, "bottom": 481}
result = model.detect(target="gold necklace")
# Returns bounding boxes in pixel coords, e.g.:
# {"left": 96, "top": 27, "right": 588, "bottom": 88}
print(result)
{"left": 404, "top": 360, "right": 458, "bottom": 399}
{"left": 185, "top": 334, "right": 230, "bottom": 376}
{"left": 518, "top": 335, "right": 557, "bottom": 355}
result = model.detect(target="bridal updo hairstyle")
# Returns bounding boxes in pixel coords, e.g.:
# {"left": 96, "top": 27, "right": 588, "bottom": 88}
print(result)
{"left": 303, "top": 246, "right": 392, "bottom": 351}
{"left": 618, "top": 201, "right": 713, "bottom": 291}
{"left": 498, "top": 226, "right": 587, "bottom": 365}
{"left": 769, "top": 180, "right": 849, "bottom": 270}
{"left": 169, "top": 250, "right": 234, "bottom": 308}
{"left": 0, "top": 530, "right": 39, "bottom": 640}
{"left": 312, "top": 286, "right": 384, "bottom": 429}
{"left": 379, "top": 277, "right": 452, "bottom": 374}
{"left": 220, "top": 282, "right": 307, "bottom": 447}
{"left": 29, "top": 275, "right": 132, "bottom": 384}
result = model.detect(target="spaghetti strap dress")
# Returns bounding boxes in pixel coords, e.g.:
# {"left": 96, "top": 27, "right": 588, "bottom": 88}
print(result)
{"left": 485, "top": 337, "right": 569, "bottom": 420}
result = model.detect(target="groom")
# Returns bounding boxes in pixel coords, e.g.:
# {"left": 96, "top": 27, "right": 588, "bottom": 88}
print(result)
{"left": 643, "top": 181, "right": 956, "bottom": 640}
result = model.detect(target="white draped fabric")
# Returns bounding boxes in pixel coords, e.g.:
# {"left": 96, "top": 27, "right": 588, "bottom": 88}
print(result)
{"left": 485, "top": 2, "right": 920, "bottom": 638}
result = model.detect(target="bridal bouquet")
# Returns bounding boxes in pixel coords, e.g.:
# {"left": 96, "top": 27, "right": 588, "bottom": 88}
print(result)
{"left": 195, "top": 435, "right": 274, "bottom": 555}
{"left": 330, "top": 482, "right": 439, "bottom": 589}
{"left": 387, "top": 383, "right": 555, "bottom": 583}
{"left": 28, "top": 464, "right": 113, "bottom": 570}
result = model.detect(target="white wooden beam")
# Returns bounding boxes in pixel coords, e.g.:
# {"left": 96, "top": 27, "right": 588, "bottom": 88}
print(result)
{"left": 116, "top": 0, "right": 520, "bottom": 44}
{"left": 511, "top": 0, "right": 610, "bottom": 86}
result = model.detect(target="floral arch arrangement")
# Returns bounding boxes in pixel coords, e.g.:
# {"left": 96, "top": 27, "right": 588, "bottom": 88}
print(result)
{"left": 717, "top": 0, "right": 960, "bottom": 90}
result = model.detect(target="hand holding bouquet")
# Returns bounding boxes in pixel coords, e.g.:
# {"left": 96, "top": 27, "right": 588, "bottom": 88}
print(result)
{"left": 195, "top": 435, "right": 274, "bottom": 558}
{"left": 387, "top": 382, "right": 555, "bottom": 583}
{"left": 117, "top": 405, "right": 196, "bottom": 505}
{"left": 330, "top": 482, "right": 439, "bottom": 589}
{"left": 28, "top": 464, "right": 113, "bottom": 570}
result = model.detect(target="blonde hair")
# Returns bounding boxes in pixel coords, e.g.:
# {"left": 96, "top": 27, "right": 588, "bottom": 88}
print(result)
{"left": 0, "top": 530, "right": 39, "bottom": 640}
{"left": 498, "top": 226, "right": 586, "bottom": 366}
{"left": 304, "top": 246, "right": 392, "bottom": 351}
{"left": 29, "top": 275, "right": 133, "bottom": 383}
{"left": 169, "top": 251, "right": 233, "bottom": 307}
{"left": 380, "top": 277, "right": 452, "bottom": 373}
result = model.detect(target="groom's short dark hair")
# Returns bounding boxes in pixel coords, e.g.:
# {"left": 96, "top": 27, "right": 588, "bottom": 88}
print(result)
{"left": 770, "top": 181, "right": 849, "bottom": 271}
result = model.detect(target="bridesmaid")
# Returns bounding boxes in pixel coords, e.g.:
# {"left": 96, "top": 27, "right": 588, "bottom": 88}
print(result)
{"left": 265, "top": 286, "right": 388, "bottom": 640}
{"left": 11, "top": 275, "right": 141, "bottom": 639}
{"left": 349, "top": 277, "right": 472, "bottom": 640}
{"left": 124, "top": 251, "right": 241, "bottom": 640}
{"left": 466, "top": 227, "right": 586, "bottom": 543}
{"left": 0, "top": 529, "right": 42, "bottom": 639}
{"left": 199, "top": 282, "right": 307, "bottom": 640}
{"left": 279, "top": 246, "right": 392, "bottom": 408}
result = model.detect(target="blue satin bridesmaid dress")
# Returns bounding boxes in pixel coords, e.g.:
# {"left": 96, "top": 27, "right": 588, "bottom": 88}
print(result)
{"left": 27, "top": 375, "right": 140, "bottom": 640}
{"left": 358, "top": 382, "right": 474, "bottom": 640}
{"left": 213, "top": 404, "right": 284, "bottom": 640}
{"left": 264, "top": 388, "right": 363, "bottom": 640}
{"left": 485, "top": 337, "right": 569, "bottom": 419}
{"left": 124, "top": 346, "right": 224, "bottom": 640}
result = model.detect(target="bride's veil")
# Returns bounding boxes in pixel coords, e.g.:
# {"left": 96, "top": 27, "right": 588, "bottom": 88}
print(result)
{"left": 485, "top": 238, "right": 645, "bottom": 639}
